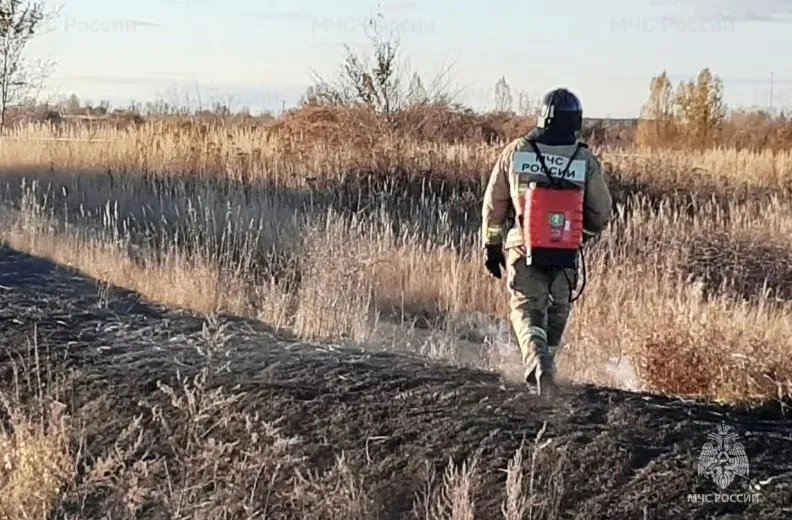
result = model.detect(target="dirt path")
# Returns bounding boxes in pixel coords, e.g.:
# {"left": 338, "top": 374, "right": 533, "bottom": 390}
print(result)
{"left": 0, "top": 245, "right": 789, "bottom": 519}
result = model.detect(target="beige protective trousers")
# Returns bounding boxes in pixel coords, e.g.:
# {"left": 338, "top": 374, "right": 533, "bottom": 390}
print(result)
{"left": 505, "top": 247, "right": 578, "bottom": 375}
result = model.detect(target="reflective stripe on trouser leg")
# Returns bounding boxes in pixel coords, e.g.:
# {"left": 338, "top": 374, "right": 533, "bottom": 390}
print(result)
{"left": 513, "top": 325, "right": 549, "bottom": 361}
{"left": 525, "top": 326, "right": 552, "bottom": 371}
{"left": 505, "top": 249, "right": 555, "bottom": 373}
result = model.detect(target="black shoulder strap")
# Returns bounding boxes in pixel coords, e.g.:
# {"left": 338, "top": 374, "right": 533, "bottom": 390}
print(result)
{"left": 527, "top": 139, "right": 584, "bottom": 188}
{"left": 527, "top": 139, "right": 554, "bottom": 186}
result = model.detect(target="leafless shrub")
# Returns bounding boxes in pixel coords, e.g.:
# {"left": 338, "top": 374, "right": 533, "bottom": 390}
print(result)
{"left": 414, "top": 455, "right": 480, "bottom": 520}
{"left": 0, "top": 330, "right": 74, "bottom": 519}
{"left": 500, "top": 423, "right": 567, "bottom": 520}
{"left": 287, "top": 453, "right": 377, "bottom": 520}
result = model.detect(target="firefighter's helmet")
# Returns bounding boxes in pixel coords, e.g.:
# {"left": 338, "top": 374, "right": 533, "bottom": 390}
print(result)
{"left": 537, "top": 88, "right": 583, "bottom": 134}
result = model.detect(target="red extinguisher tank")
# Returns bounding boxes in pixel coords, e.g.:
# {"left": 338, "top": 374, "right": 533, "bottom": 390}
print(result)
{"left": 514, "top": 141, "right": 587, "bottom": 268}
{"left": 523, "top": 187, "right": 584, "bottom": 248}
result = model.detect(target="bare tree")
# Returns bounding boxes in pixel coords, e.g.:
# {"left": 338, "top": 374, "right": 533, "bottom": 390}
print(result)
{"left": 63, "top": 92, "right": 80, "bottom": 114}
{"left": 494, "top": 76, "right": 513, "bottom": 113}
{"left": 517, "top": 90, "right": 540, "bottom": 116}
{"left": 345, "top": 27, "right": 401, "bottom": 117}
{"left": 406, "top": 72, "right": 427, "bottom": 106}
{"left": 0, "top": 0, "right": 59, "bottom": 128}
{"left": 303, "top": 9, "right": 459, "bottom": 118}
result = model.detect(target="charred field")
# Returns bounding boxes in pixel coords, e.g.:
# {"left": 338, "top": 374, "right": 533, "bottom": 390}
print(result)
{"left": 0, "top": 246, "right": 790, "bottom": 520}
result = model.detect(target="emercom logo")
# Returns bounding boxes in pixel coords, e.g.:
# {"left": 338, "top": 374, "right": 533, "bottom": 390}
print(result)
{"left": 688, "top": 422, "right": 762, "bottom": 504}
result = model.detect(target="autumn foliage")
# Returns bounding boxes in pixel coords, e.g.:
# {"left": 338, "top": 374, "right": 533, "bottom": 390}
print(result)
{"left": 634, "top": 68, "right": 792, "bottom": 151}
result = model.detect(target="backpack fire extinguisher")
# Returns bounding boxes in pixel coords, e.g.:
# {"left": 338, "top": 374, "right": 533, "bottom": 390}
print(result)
{"left": 517, "top": 140, "right": 586, "bottom": 271}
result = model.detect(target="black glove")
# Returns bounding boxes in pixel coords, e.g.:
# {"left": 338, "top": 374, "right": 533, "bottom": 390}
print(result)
{"left": 484, "top": 245, "right": 506, "bottom": 279}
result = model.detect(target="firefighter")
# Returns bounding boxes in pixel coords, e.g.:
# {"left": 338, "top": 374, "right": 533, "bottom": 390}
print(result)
{"left": 480, "top": 87, "right": 613, "bottom": 398}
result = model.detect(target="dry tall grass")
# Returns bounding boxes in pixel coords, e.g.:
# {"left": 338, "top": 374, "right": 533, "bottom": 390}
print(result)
{"left": 0, "top": 403, "right": 73, "bottom": 518}
{"left": 0, "top": 337, "right": 74, "bottom": 519}
{"left": 1, "top": 118, "right": 791, "bottom": 405}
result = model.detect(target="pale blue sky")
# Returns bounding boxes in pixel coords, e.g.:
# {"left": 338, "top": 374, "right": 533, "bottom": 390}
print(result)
{"left": 25, "top": 0, "right": 792, "bottom": 118}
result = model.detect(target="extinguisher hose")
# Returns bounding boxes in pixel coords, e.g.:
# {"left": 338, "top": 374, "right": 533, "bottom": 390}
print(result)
{"left": 569, "top": 245, "right": 587, "bottom": 303}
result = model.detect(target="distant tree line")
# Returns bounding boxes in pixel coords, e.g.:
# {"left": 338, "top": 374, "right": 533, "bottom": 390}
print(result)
{"left": 2, "top": 1, "right": 790, "bottom": 150}
{"left": 634, "top": 68, "right": 792, "bottom": 151}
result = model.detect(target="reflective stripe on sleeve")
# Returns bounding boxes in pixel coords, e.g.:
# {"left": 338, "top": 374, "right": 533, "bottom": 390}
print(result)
{"left": 485, "top": 225, "right": 502, "bottom": 238}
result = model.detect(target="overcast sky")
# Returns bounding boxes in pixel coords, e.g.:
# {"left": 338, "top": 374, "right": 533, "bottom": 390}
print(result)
{"left": 24, "top": 0, "right": 792, "bottom": 117}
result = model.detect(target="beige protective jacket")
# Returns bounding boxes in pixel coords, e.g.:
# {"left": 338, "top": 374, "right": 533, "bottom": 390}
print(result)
{"left": 481, "top": 135, "right": 613, "bottom": 250}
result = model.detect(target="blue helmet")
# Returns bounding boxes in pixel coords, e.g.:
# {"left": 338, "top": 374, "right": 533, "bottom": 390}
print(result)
{"left": 537, "top": 88, "right": 583, "bottom": 134}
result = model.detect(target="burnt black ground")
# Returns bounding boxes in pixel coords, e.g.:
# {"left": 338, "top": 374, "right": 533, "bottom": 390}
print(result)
{"left": 0, "top": 245, "right": 790, "bottom": 519}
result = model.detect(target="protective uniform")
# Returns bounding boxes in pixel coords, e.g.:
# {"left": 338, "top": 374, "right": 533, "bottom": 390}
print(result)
{"left": 481, "top": 88, "right": 613, "bottom": 397}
